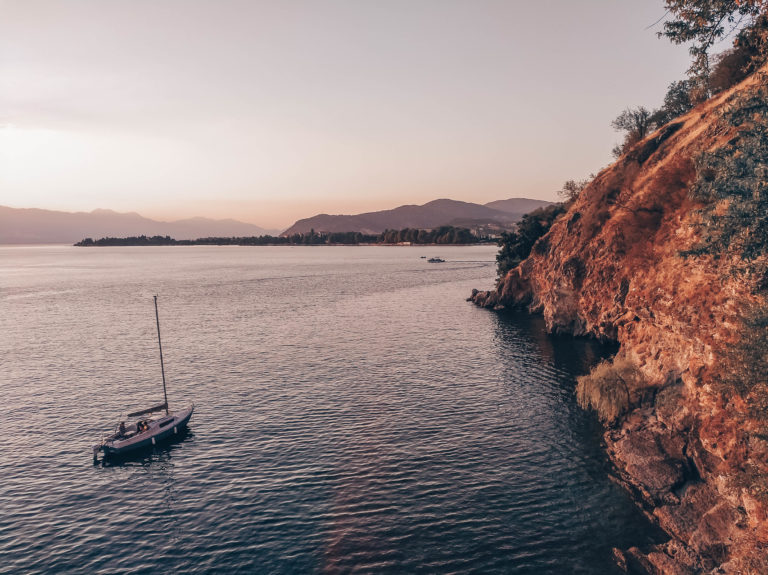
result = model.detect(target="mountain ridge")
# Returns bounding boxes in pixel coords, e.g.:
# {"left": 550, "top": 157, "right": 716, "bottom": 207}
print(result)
{"left": 0, "top": 206, "right": 278, "bottom": 244}
{"left": 281, "top": 197, "right": 552, "bottom": 236}
{"left": 1, "top": 196, "right": 553, "bottom": 244}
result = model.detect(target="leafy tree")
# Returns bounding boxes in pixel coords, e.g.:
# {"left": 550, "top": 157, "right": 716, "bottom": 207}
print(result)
{"left": 377, "top": 225, "right": 480, "bottom": 245}
{"left": 496, "top": 204, "right": 566, "bottom": 279}
{"left": 652, "top": 80, "right": 696, "bottom": 126}
{"left": 557, "top": 177, "right": 592, "bottom": 202}
{"left": 611, "top": 106, "right": 655, "bottom": 158}
{"left": 660, "top": 0, "right": 768, "bottom": 83}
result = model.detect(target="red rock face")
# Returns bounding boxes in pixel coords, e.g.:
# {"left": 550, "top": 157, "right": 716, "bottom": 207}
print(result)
{"left": 473, "top": 69, "right": 768, "bottom": 572}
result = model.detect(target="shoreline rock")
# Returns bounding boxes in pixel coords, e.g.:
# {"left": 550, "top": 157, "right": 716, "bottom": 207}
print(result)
{"left": 470, "top": 68, "right": 768, "bottom": 573}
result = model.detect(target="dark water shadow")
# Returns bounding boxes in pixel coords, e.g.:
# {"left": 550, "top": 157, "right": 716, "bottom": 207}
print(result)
{"left": 492, "top": 308, "right": 619, "bottom": 375}
{"left": 489, "top": 307, "right": 621, "bottom": 466}
{"left": 489, "top": 308, "right": 668, "bottom": 559}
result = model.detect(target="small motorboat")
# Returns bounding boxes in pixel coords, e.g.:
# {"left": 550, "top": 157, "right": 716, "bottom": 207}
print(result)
{"left": 427, "top": 257, "right": 445, "bottom": 263}
{"left": 93, "top": 296, "right": 194, "bottom": 461}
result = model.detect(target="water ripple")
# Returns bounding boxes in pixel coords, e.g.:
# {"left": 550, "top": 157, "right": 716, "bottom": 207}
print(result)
{"left": 0, "top": 246, "right": 660, "bottom": 574}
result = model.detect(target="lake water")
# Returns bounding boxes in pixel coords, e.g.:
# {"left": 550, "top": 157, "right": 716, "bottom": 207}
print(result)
{"left": 0, "top": 245, "right": 660, "bottom": 574}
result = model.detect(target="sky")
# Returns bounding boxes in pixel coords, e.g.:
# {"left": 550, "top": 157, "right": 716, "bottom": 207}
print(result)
{"left": 1, "top": 1, "right": 695, "bottom": 229}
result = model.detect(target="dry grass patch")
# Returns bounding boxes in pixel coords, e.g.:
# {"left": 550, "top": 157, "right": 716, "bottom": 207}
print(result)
{"left": 576, "top": 357, "right": 643, "bottom": 425}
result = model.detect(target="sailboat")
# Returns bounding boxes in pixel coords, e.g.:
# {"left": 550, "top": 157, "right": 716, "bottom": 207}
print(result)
{"left": 92, "top": 296, "right": 194, "bottom": 461}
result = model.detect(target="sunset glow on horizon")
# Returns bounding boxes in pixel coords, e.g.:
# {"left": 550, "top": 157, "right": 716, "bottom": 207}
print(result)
{"left": 1, "top": 1, "right": 693, "bottom": 229}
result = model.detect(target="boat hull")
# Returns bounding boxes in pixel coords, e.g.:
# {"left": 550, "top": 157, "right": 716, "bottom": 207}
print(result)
{"left": 100, "top": 405, "right": 194, "bottom": 457}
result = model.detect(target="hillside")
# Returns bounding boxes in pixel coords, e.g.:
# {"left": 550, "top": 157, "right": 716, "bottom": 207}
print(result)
{"left": 0, "top": 206, "right": 276, "bottom": 244}
{"left": 281, "top": 198, "right": 550, "bottom": 236}
{"left": 483, "top": 197, "right": 552, "bottom": 215}
{"left": 471, "top": 68, "right": 768, "bottom": 572}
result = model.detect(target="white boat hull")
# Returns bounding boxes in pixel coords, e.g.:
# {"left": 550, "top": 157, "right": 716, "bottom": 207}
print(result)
{"left": 94, "top": 405, "right": 194, "bottom": 458}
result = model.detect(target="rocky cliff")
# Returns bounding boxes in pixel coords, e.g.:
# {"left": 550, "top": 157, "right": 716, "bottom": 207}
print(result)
{"left": 472, "top": 68, "right": 768, "bottom": 573}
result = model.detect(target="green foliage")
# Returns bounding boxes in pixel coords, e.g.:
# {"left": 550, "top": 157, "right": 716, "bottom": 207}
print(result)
{"left": 495, "top": 204, "right": 566, "bottom": 279}
{"left": 378, "top": 226, "right": 479, "bottom": 245}
{"left": 76, "top": 226, "right": 485, "bottom": 247}
{"left": 612, "top": 106, "right": 654, "bottom": 138}
{"left": 576, "top": 357, "right": 643, "bottom": 425}
{"left": 652, "top": 80, "right": 696, "bottom": 126}
{"left": 609, "top": 4, "right": 766, "bottom": 159}
{"left": 74, "top": 235, "right": 182, "bottom": 246}
{"left": 685, "top": 82, "right": 768, "bottom": 479}
{"left": 613, "top": 83, "right": 699, "bottom": 157}
{"left": 684, "top": 82, "right": 768, "bottom": 262}
{"left": 660, "top": 0, "right": 768, "bottom": 82}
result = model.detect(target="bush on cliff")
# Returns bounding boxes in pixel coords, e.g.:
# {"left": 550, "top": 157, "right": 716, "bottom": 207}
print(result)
{"left": 709, "top": 44, "right": 760, "bottom": 94}
{"left": 652, "top": 80, "right": 696, "bottom": 126}
{"left": 611, "top": 106, "right": 655, "bottom": 158}
{"left": 576, "top": 357, "right": 643, "bottom": 425}
{"left": 557, "top": 177, "right": 592, "bottom": 203}
{"left": 685, "top": 80, "right": 768, "bottom": 267}
{"left": 496, "top": 204, "right": 566, "bottom": 280}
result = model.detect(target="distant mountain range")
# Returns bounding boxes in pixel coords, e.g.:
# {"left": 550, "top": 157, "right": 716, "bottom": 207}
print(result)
{"left": 281, "top": 198, "right": 552, "bottom": 236}
{"left": 0, "top": 197, "right": 553, "bottom": 244}
{"left": 0, "top": 206, "right": 278, "bottom": 244}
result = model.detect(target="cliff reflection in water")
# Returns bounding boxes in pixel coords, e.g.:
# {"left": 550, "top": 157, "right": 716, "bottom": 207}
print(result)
{"left": 492, "top": 309, "right": 615, "bottom": 375}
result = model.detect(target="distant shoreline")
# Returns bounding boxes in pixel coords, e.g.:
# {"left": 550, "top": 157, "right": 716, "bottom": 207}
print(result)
{"left": 74, "top": 228, "right": 498, "bottom": 248}
{"left": 72, "top": 242, "right": 494, "bottom": 247}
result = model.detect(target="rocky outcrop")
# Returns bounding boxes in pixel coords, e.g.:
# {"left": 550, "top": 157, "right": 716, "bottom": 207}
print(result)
{"left": 472, "top": 68, "right": 768, "bottom": 572}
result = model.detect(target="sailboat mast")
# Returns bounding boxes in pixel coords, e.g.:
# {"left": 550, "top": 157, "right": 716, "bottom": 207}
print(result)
{"left": 154, "top": 295, "right": 170, "bottom": 415}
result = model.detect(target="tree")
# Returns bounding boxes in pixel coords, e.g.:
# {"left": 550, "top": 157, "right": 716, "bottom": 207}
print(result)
{"left": 557, "top": 177, "right": 592, "bottom": 202}
{"left": 612, "top": 106, "right": 654, "bottom": 140}
{"left": 652, "top": 80, "right": 695, "bottom": 126}
{"left": 709, "top": 44, "right": 756, "bottom": 92}
{"left": 660, "top": 1, "right": 768, "bottom": 84}
{"left": 611, "top": 106, "right": 655, "bottom": 158}
{"left": 495, "top": 204, "right": 566, "bottom": 279}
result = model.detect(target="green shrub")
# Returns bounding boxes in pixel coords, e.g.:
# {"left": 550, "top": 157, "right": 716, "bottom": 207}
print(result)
{"left": 684, "top": 80, "right": 768, "bottom": 264}
{"left": 496, "top": 204, "right": 566, "bottom": 280}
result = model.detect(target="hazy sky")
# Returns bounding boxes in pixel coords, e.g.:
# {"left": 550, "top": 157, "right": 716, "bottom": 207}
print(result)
{"left": 1, "top": 1, "right": 694, "bottom": 228}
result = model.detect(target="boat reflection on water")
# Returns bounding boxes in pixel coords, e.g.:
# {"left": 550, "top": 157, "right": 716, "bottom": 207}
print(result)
{"left": 96, "top": 430, "right": 192, "bottom": 544}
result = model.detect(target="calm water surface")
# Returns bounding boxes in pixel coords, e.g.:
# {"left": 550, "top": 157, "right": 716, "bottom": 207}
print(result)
{"left": 0, "top": 245, "right": 660, "bottom": 574}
